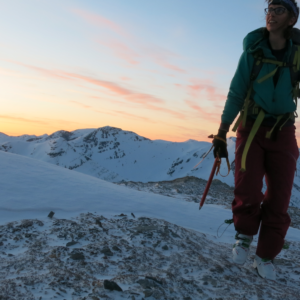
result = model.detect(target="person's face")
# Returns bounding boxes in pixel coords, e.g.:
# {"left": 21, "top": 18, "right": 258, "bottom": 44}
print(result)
{"left": 266, "top": 4, "right": 296, "bottom": 33}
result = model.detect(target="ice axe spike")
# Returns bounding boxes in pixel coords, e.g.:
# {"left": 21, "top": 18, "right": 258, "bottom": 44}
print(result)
{"left": 199, "top": 156, "right": 221, "bottom": 210}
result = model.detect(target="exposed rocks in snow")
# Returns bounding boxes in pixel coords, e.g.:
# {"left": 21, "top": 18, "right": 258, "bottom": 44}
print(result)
{"left": 116, "top": 176, "right": 300, "bottom": 230}
{"left": 117, "top": 176, "right": 235, "bottom": 208}
{"left": 0, "top": 213, "right": 299, "bottom": 299}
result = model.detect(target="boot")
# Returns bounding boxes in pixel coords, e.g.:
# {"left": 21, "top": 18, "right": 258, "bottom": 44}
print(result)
{"left": 232, "top": 232, "right": 253, "bottom": 265}
{"left": 253, "top": 254, "right": 276, "bottom": 280}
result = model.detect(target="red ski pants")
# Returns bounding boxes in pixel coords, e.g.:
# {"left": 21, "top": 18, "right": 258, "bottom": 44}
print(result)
{"left": 232, "top": 122, "right": 299, "bottom": 259}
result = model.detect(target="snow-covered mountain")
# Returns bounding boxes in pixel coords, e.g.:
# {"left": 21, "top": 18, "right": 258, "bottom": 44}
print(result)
{"left": 1, "top": 126, "right": 300, "bottom": 206}
{"left": 0, "top": 126, "right": 236, "bottom": 186}
{"left": 1, "top": 151, "right": 300, "bottom": 299}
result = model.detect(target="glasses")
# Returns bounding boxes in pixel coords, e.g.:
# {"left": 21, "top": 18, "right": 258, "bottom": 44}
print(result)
{"left": 264, "top": 7, "right": 287, "bottom": 15}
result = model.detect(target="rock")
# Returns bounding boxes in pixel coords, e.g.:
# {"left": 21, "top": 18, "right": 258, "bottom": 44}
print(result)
{"left": 112, "top": 245, "right": 121, "bottom": 252}
{"left": 77, "top": 232, "right": 85, "bottom": 239}
{"left": 145, "top": 276, "right": 163, "bottom": 285}
{"left": 69, "top": 252, "right": 84, "bottom": 260}
{"left": 48, "top": 211, "right": 55, "bottom": 218}
{"left": 66, "top": 240, "right": 78, "bottom": 247}
{"left": 152, "top": 240, "right": 161, "bottom": 248}
{"left": 133, "top": 226, "right": 158, "bottom": 234}
{"left": 143, "top": 290, "right": 153, "bottom": 298}
{"left": 36, "top": 220, "right": 44, "bottom": 226}
{"left": 162, "top": 245, "right": 169, "bottom": 250}
{"left": 101, "top": 247, "right": 113, "bottom": 256}
{"left": 21, "top": 220, "right": 33, "bottom": 228}
{"left": 115, "top": 213, "right": 127, "bottom": 217}
{"left": 171, "top": 231, "right": 180, "bottom": 238}
{"left": 137, "top": 279, "right": 158, "bottom": 289}
{"left": 95, "top": 219, "right": 102, "bottom": 227}
{"left": 104, "top": 280, "right": 122, "bottom": 291}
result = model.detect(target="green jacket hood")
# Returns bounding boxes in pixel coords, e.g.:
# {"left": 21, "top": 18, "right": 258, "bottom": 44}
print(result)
{"left": 243, "top": 27, "right": 265, "bottom": 52}
{"left": 242, "top": 27, "right": 294, "bottom": 58}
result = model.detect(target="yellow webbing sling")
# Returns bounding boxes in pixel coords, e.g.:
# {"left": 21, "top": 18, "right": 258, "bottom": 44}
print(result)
{"left": 232, "top": 48, "right": 300, "bottom": 172}
{"left": 240, "top": 109, "right": 265, "bottom": 172}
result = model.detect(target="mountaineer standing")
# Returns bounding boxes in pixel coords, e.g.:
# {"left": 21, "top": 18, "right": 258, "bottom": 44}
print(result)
{"left": 213, "top": 0, "right": 300, "bottom": 280}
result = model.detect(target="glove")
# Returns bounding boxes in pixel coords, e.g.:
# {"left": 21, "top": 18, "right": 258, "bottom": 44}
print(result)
{"left": 213, "top": 129, "right": 228, "bottom": 158}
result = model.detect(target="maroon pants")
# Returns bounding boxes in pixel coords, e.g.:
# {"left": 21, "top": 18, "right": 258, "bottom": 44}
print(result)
{"left": 232, "top": 122, "right": 299, "bottom": 259}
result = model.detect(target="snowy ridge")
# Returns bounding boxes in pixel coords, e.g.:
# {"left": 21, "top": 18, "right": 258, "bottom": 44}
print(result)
{"left": 0, "top": 126, "right": 235, "bottom": 185}
{"left": 1, "top": 151, "right": 300, "bottom": 299}
{"left": 1, "top": 126, "right": 300, "bottom": 208}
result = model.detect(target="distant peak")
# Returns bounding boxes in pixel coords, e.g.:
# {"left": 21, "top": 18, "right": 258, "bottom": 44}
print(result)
{"left": 48, "top": 130, "right": 74, "bottom": 141}
{"left": 99, "top": 126, "right": 122, "bottom": 131}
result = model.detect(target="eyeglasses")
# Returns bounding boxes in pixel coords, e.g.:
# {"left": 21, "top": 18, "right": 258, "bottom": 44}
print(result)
{"left": 264, "top": 7, "right": 287, "bottom": 15}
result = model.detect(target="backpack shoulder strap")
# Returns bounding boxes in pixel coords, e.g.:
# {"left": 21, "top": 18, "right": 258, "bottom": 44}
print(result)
{"left": 289, "top": 45, "right": 300, "bottom": 86}
{"left": 251, "top": 49, "right": 264, "bottom": 81}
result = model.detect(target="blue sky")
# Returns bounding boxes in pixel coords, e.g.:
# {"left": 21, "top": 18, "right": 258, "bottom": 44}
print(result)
{"left": 2, "top": 0, "right": 298, "bottom": 141}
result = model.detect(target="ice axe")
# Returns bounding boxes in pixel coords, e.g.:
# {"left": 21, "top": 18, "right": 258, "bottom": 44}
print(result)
{"left": 193, "top": 135, "right": 230, "bottom": 210}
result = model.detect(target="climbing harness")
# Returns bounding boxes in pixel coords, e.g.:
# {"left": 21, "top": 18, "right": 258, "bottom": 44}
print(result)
{"left": 232, "top": 43, "right": 300, "bottom": 172}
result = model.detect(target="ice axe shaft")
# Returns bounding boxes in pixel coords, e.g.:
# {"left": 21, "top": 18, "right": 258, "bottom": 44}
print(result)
{"left": 199, "top": 157, "right": 221, "bottom": 210}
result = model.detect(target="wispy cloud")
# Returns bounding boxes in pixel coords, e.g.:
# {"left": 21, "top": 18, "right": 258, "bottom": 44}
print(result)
{"left": 69, "top": 101, "right": 92, "bottom": 109}
{"left": 97, "top": 39, "right": 140, "bottom": 65}
{"left": 187, "top": 79, "right": 226, "bottom": 104}
{"left": 185, "top": 100, "right": 221, "bottom": 123}
{"left": 12, "top": 61, "right": 186, "bottom": 120}
{"left": 0, "top": 115, "right": 48, "bottom": 125}
{"left": 71, "top": 8, "right": 129, "bottom": 38}
{"left": 113, "top": 110, "right": 156, "bottom": 123}
{"left": 71, "top": 8, "right": 185, "bottom": 73}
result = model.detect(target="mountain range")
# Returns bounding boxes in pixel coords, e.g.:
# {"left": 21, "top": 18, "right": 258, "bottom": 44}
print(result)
{"left": 1, "top": 126, "right": 300, "bottom": 207}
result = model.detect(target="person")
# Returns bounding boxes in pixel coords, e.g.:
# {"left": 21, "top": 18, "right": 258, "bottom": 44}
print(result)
{"left": 213, "top": 0, "right": 300, "bottom": 280}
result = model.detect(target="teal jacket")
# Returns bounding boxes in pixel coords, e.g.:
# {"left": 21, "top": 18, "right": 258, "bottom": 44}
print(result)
{"left": 221, "top": 28, "right": 297, "bottom": 125}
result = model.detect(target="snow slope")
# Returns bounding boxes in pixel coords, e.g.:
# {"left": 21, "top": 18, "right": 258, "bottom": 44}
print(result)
{"left": 0, "top": 126, "right": 236, "bottom": 186}
{"left": 1, "top": 151, "right": 300, "bottom": 299}
{"left": 1, "top": 150, "right": 299, "bottom": 242}
{"left": 2, "top": 126, "right": 300, "bottom": 207}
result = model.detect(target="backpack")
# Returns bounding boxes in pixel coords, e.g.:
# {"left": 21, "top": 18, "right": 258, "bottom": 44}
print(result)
{"left": 232, "top": 28, "right": 300, "bottom": 172}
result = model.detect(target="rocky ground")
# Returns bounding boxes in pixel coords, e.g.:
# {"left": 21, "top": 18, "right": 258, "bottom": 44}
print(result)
{"left": 1, "top": 212, "right": 300, "bottom": 300}
{"left": 116, "top": 176, "right": 300, "bottom": 230}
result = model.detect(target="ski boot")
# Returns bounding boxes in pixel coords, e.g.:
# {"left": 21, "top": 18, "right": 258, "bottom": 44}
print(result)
{"left": 253, "top": 255, "right": 276, "bottom": 280}
{"left": 232, "top": 232, "right": 253, "bottom": 265}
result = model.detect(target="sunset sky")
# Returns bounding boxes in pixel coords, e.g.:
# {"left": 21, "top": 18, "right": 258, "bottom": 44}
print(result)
{"left": 1, "top": 0, "right": 299, "bottom": 142}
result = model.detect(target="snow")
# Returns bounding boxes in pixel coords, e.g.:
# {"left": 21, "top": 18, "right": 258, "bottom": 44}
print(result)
{"left": 1, "top": 151, "right": 300, "bottom": 299}
{"left": 2, "top": 126, "right": 300, "bottom": 208}
{"left": 1, "top": 150, "right": 300, "bottom": 246}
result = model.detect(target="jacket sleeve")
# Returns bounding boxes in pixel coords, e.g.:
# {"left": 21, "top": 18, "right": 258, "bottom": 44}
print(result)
{"left": 221, "top": 51, "right": 254, "bottom": 126}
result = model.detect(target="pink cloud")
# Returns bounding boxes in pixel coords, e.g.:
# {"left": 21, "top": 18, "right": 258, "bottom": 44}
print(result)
{"left": 12, "top": 61, "right": 186, "bottom": 119}
{"left": 71, "top": 8, "right": 185, "bottom": 73}
{"left": 187, "top": 80, "right": 226, "bottom": 103}
{"left": 113, "top": 110, "right": 156, "bottom": 123}
{"left": 97, "top": 39, "right": 140, "bottom": 65}
{"left": 0, "top": 115, "right": 48, "bottom": 125}
{"left": 61, "top": 71, "right": 164, "bottom": 105}
{"left": 71, "top": 8, "right": 129, "bottom": 38}
{"left": 69, "top": 101, "right": 92, "bottom": 109}
{"left": 142, "top": 46, "right": 186, "bottom": 73}
{"left": 185, "top": 100, "right": 221, "bottom": 123}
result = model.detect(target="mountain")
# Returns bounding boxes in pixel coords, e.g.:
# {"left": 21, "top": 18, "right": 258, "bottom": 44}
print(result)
{"left": 1, "top": 151, "right": 300, "bottom": 299}
{"left": 1, "top": 126, "right": 300, "bottom": 207}
{"left": 0, "top": 126, "right": 236, "bottom": 185}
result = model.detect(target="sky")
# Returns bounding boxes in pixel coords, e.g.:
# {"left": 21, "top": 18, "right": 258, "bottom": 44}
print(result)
{"left": 1, "top": 0, "right": 299, "bottom": 142}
